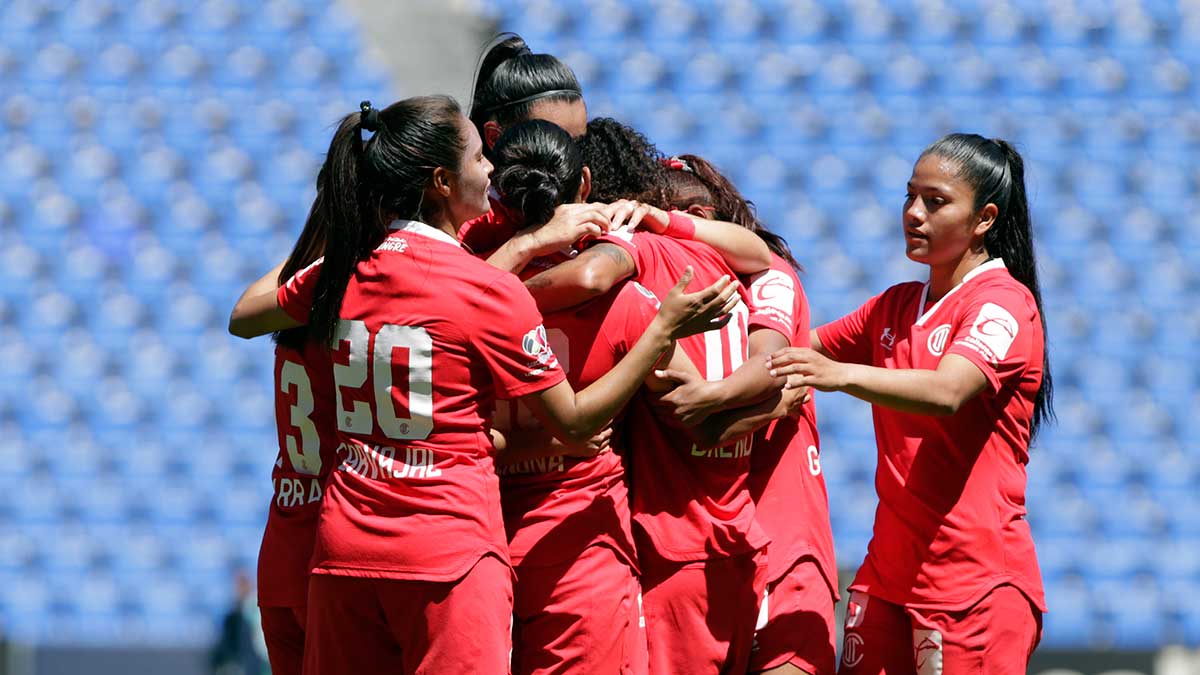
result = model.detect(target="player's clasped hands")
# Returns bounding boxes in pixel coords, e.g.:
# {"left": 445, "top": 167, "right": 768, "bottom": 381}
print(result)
{"left": 655, "top": 267, "right": 741, "bottom": 340}
{"left": 603, "top": 199, "right": 670, "bottom": 233}
{"left": 767, "top": 347, "right": 849, "bottom": 392}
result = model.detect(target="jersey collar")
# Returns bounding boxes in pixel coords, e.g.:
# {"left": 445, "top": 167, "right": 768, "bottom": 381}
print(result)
{"left": 915, "top": 258, "right": 1006, "bottom": 326}
{"left": 389, "top": 219, "right": 463, "bottom": 249}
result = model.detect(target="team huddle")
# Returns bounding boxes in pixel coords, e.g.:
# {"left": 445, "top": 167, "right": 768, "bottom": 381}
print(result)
{"left": 228, "top": 33, "right": 1053, "bottom": 675}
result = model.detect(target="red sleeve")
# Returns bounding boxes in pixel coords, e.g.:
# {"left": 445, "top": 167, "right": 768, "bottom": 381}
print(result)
{"left": 470, "top": 272, "right": 567, "bottom": 399}
{"left": 815, "top": 291, "right": 884, "bottom": 365}
{"left": 594, "top": 231, "right": 643, "bottom": 277}
{"left": 276, "top": 258, "right": 323, "bottom": 324}
{"left": 606, "top": 281, "right": 661, "bottom": 354}
{"left": 944, "top": 287, "right": 1037, "bottom": 393}
{"left": 745, "top": 266, "right": 797, "bottom": 341}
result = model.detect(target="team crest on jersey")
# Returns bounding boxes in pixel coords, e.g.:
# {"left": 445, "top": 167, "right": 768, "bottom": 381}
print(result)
{"left": 522, "top": 325, "right": 559, "bottom": 375}
{"left": 956, "top": 302, "right": 1019, "bottom": 364}
{"left": 914, "top": 629, "right": 943, "bottom": 675}
{"left": 926, "top": 324, "right": 952, "bottom": 356}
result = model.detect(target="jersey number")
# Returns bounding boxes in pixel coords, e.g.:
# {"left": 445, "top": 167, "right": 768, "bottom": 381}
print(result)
{"left": 702, "top": 301, "right": 750, "bottom": 381}
{"left": 332, "top": 319, "right": 434, "bottom": 440}
{"left": 280, "top": 360, "right": 322, "bottom": 475}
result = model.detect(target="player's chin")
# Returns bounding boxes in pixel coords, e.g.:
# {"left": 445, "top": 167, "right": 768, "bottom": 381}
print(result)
{"left": 904, "top": 244, "right": 930, "bottom": 263}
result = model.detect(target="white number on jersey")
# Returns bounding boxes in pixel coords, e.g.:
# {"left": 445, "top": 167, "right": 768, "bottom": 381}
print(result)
{"left": 703, "top": 300, "right": 750, "bottom": 381}
{"left": 332, "top": 319, "right": 435, "bottom": 441}
{"left": 279, "top": 360, "right": 322, "bottom": 475}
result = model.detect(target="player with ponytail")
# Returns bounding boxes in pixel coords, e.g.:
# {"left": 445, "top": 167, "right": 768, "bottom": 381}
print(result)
{"left": 769, "top": 133, "right": 1052, "bottom": 674}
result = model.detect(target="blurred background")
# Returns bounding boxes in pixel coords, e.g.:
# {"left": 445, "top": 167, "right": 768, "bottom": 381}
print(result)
{"left": 0, "top": 0, "right": 1197, "bottom": 673}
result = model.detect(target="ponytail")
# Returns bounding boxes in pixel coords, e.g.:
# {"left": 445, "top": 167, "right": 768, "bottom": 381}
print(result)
{"left": 299, "top": 96, "right": 465, "bottom": 347}
{"left": 923, "top": 133, "right": 1055, "bottom": 437}
{"left": 492, "top": 120, "right": 583, "bottom": 227}
{"left": 469, "top": 33, "right": 583, "bottom": 157}
{"left": 663, "top": 153, "right": 803, "bottom": 273}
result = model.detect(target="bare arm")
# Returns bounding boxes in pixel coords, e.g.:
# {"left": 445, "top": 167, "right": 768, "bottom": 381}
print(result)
{"left": 809, "top": 329, "right": 830, "bottom": 357}
{"left": 484, "top": 203, "right": 612, "bottom": 274}
{"left": 607, "top": 200, "right": 772, "bottom": 274}
{"left": 228, "top": 262, "right": 301, "bottom": 339}
{"left": 691, "top": 385, "right": 806, "bottom": 449}
{"left": 523, "top": 243, "right": 636, "bottom": 313}
{"left": 494, "top": 426, "right": 612, "bottom": 468}
{"left": 519, "top": 271, "right": 740, "bottom": 443}
{"left": 654, "top": 327, "right": 790, "bottom": 425}
{"left": 768, "top": 348, "right": 989, "bottom": 417}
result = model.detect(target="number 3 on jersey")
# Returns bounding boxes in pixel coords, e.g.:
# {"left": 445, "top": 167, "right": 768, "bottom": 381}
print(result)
{"left": 280, "top": 361, "right": 322, "bottom": 476}
{"left": 332, "top": 319, "right": 434, "bottom": 440}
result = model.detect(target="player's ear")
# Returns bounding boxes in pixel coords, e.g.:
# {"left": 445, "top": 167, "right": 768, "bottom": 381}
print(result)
{"left": 685, "top": 204, "right": 709, "bottom": 218}
{"left": 431, "top": 166, "right": 453, "bottom": 198}
{"left": 577, "top": 166, "right": 591, "bottom": 202}
{"left": 483, "top": 121, "right": 503, "bottom": 150}
{"left": 975, "top": 202, "right": 998, "bottom": 237}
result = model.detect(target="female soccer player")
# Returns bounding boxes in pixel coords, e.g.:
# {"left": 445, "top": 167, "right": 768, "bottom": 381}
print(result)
{"left": 520, "top": 118, "right": 781, "bottom": 675}
{"left": 233, "top": 95, "right": 739, "bottom": 675}
{"left": 768, "top": 134, "right": 1051, "bottom": 674}
{"left": 655, "top": 154, "right": 839, "bottom": 675}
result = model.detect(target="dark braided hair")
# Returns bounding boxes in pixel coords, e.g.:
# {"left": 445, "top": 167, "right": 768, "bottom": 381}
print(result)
{"left": 922, "top": 133, "right": 1054, "bottom": 438}
{"left": 579, "top": 117, "right": 670, "bottom": 208}
{"left": 662, "top": 153, "right": 802, "bottom": 273}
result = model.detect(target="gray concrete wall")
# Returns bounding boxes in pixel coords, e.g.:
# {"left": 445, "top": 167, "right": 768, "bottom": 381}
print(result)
{"left": 341, "top": 0, "right": 496, "bottom": 104}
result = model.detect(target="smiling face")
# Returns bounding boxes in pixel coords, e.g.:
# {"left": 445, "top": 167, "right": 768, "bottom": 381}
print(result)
{"left": 903, "top": 154, "right": 995, "bottom": 267}
{"left": 442, "top": 116, "right": 494, "bottom": 225}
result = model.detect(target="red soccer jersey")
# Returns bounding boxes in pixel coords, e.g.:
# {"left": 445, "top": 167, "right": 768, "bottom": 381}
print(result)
{"left": 276, "top": 220, "right": 566, "bottom": 582}
{"left": 496, "top": 280, "right": 661, "bottom": 569}
{"left": 258, "top": 338, "right": 340, "bottom": 608}
{"left": 815, "top": 259, "right": 1046, "bottom": 611}
{"left": 744, "top": 254, "right": 839, "bottom": 595}
{"left": 598, "top": 231, "right": 767, "bottom": 561}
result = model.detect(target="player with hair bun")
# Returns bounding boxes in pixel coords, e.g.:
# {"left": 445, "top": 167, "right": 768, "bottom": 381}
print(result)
{"left": 769, "top": 133, "right": 1052, "bottom": 674}
{"left": 657, "top": 154, "right": 838, "bottom": 675}
{"left": 228, "top": 95, "right": 739, "bottom": 675}
{"left": 520, "top": 118, "right": 794, "bottom": 675}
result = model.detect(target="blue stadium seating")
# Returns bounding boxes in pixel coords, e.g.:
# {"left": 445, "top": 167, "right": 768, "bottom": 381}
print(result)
{"left": 0, "top": 0, "right": 1194, "bottom": 651}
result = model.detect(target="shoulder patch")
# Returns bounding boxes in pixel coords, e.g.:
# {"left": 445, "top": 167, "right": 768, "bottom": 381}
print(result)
{"left": 750, "top": 269, "right": 795, "bottom": 326}
{"left": 964, "top": 302, "right": 1019, "bottom": 361}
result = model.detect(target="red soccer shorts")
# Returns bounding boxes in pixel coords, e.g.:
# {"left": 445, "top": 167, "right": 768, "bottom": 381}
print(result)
{"left": 303, "top": 555, "right": 513, "bottom": 675}
{"left": 512, "top": 544, "right": 646, "bottom": 675}
{"left": 749, "top": 558, "right": 837, "bottom": 675}
{"left": 838, "top": 585, "right": 1042, "bottom": 675}
{"left": 639, "top": 548, "right": 768, "bottom": 675}
{"left": 260, "top": 605, "right": 305, "bottom": 675}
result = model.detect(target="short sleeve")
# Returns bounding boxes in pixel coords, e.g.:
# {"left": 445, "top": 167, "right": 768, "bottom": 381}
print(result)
{"left": 276, "top": 258, "right": 323, "bottom": 324}
{"left": 470, "top": 273, "right": 567, "bottom": 399}
{"left": 944, "top": 287, "right": 1036, "bottom": 393}
{"left": 605, "top": 281, "right": 661, "bottom": 354}
{"left": 815, "top": 291, "right": 885, "bottom": 365}
{"left": 593, "top": 231, "right": 643, "bottom": 277}
{"left": 746, "top": 267, "right": 797, "bottom": 339}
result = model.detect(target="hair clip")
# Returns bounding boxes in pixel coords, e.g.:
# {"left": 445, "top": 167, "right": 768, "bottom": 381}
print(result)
{"left": 662, "top": 157, "right": 693, "bottom": 173}
{"left": 360, "top": 100, "right": 381, "bottom": 133}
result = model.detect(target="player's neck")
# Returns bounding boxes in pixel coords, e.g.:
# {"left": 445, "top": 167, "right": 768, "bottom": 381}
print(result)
{"left": 926, "top": 250, "right": 990, "bottom": 302}
{"left": 425, "top": 212, "right": 459, "bottom": 241}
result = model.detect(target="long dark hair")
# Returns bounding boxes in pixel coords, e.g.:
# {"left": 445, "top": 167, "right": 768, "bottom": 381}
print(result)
{"left": 273, "top": 169, "right": 328, "bottom": 349}
{"left": 469, "top": 33, "right": 582, "bottom": 158}
{"left": 293, "top": 95, "right": 465, "bottom": 346}
{"left": 492, "top": 120, "right": 583, "bottom": 227}
{"left": 923, "top": 133, "right": 1054, "bottom": 437}
{"left": 579, "top": 117, "right": 670, "bottom": 209}
{"left": 662, "top": 153, "right": 802, "bottom": 273}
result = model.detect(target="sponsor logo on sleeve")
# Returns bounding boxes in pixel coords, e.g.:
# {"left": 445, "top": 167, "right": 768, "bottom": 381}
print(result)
{"left": 522, "top": 324, "right": 560, "bottom": 376}
{"left": 750, "top": 269, "right": 795, "bottom": 327}
{"left": 913, "top": 629, "right": 943, "bottom": 675}
{"left": 880, "top": 327, "right": 896, "bottom": 350}
{"left": 633, "top": 282, "right": 661, "bottom": 309}
{"left": 955, "top": 302, "right": 1019, "bottom": 364}
{"left": 926, "top": 323, "right": 952, "bottom": 356}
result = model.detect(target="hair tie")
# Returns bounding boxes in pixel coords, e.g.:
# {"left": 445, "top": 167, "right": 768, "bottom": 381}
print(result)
{"left": 360, "top": 100, "right": 381, "bottom": 133}
{"left": 662, "top": 157, "right": 694, "bottom": 173}
{"left": 477, "top": 88, "right": 581, "bottom": 114}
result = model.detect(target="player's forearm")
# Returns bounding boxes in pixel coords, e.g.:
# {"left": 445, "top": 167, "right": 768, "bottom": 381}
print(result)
{"left": 484, "top": 234, "right": 537, "bottom": 275}
{"left": 693, "top": 393, "right": 784, "bottom": 449}
{"left": 840, "top": 364, "right": 969, "bottom": 416}
{"left": 229, "top": 262, "right": 290, "bottom": 338}
{"left": 689, "top": 216, "right": 772, "bottom": 274}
